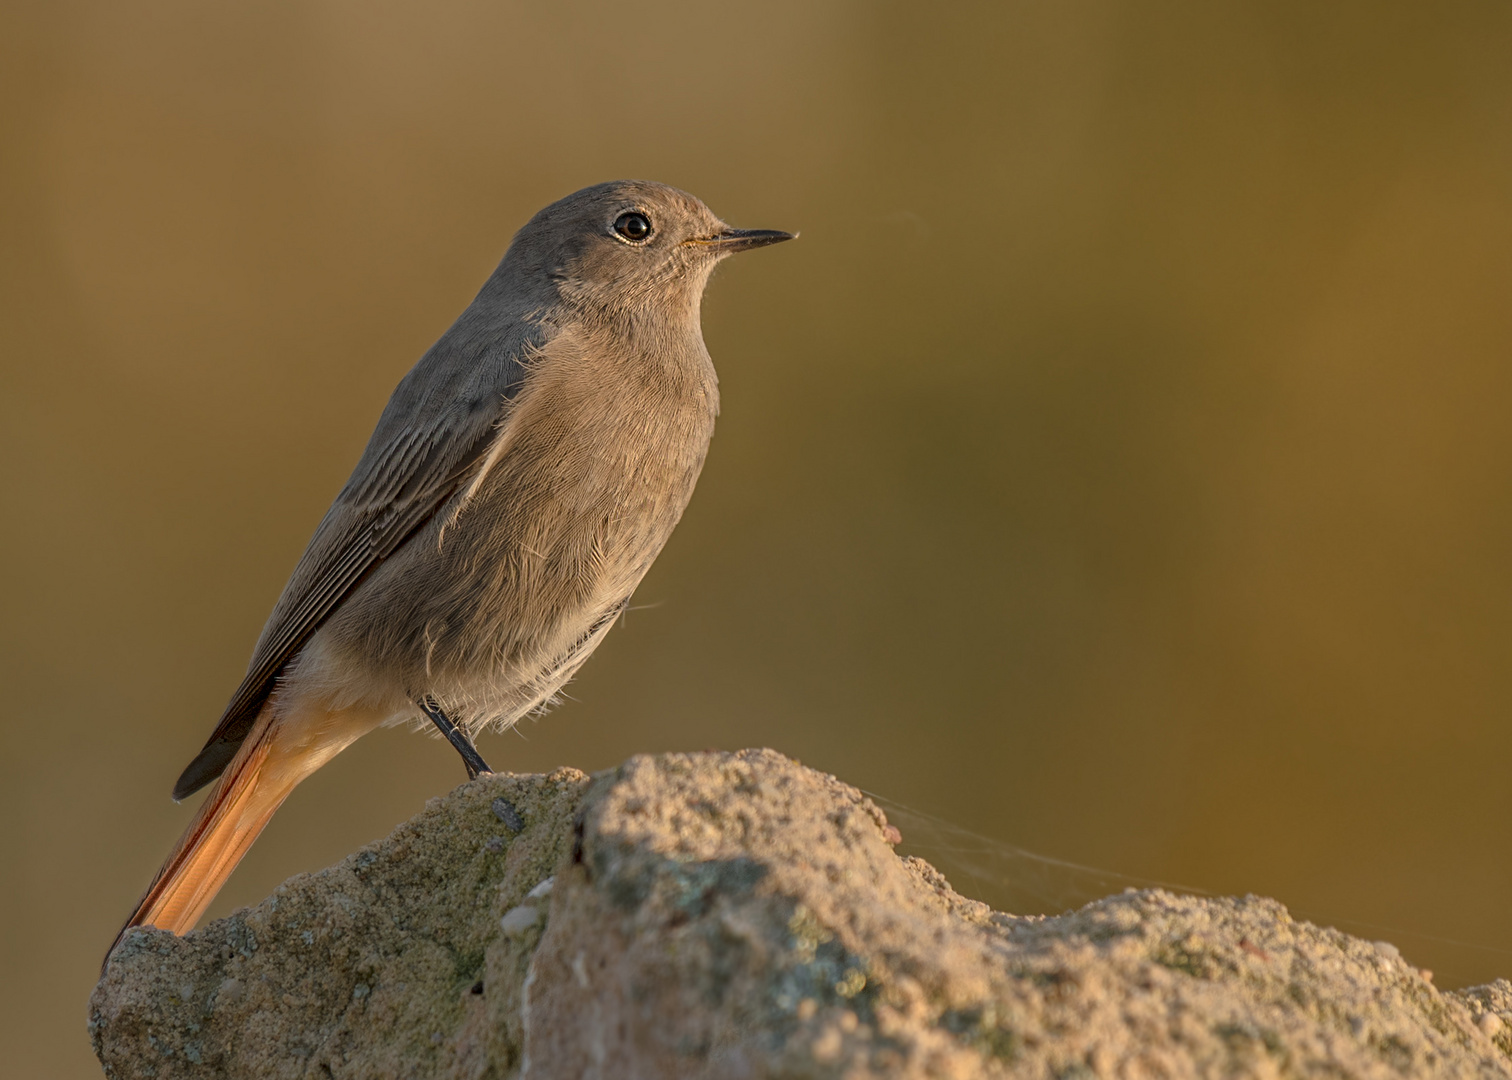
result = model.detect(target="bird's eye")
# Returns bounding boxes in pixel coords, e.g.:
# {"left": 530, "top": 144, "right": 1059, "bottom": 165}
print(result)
{"left": 613, "top": 211, "right": 653, "bottom": 243}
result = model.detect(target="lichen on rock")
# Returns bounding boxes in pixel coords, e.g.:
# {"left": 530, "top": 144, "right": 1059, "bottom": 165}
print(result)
{"left": 91, "top": 749, "right": 1512, "bottom": 1078}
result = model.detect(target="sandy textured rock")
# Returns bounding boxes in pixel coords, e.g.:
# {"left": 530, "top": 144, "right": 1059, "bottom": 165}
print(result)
{"left": 92, "top": 749, "right": 1512, "bottom": 1079}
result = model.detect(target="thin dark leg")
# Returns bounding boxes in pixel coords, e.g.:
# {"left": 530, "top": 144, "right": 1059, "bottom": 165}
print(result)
{"left": 417, "top": 697, "right": 494, "bottom": 779}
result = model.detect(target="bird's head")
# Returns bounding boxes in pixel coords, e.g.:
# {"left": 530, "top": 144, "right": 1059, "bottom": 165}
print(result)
{"left": 503, "top": 180, "right": 793, "bottom": 321}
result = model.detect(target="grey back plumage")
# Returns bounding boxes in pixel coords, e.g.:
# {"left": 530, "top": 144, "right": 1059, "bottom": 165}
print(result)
{"left": 174, "top": 181, "right": 787, "bottom": 799}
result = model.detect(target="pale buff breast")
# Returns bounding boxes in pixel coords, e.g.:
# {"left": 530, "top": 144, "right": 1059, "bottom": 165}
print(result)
{"left": 294, "top": 323, "right": 719, "bottom": 730}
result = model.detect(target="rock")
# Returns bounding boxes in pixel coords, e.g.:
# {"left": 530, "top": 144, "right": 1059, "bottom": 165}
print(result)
{"left": 91, "top": 749, "right": 1512, "bottom": 1079}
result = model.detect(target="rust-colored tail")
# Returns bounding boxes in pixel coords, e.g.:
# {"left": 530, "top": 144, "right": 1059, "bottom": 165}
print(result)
{"left": 105, "top": 702, "right": 372, "bottom": 969}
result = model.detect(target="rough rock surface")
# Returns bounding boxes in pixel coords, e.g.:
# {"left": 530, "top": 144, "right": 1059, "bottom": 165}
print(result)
{"left": 92, "top": 749, "right": 1512, "bottom": 1079}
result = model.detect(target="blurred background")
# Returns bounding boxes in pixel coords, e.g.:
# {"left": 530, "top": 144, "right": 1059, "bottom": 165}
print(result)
{"left": 5, "top": 1, "right": 1512, "bottom": 1073}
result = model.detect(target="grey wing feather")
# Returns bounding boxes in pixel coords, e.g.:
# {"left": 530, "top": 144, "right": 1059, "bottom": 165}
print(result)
{"left": 172, "top": 327, "right": 534, "bottom": 800}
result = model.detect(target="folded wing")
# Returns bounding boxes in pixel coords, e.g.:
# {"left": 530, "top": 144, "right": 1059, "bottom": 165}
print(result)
{"left": 172, "top": 337, "right": 531, "bottom": 799}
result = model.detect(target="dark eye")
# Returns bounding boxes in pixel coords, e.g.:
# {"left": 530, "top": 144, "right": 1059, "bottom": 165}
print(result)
{"left": 613, "top": 211, "right": 652, "bottom": 243}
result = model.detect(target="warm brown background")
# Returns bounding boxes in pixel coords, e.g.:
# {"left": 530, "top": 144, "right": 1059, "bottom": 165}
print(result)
{"left": 5, "top": 1, "right": 1512, "bottom": 1074}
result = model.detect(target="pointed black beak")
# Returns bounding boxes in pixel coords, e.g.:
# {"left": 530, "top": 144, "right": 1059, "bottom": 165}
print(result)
{"left": 687, "top": 228, "right": 796, "bottom": 253}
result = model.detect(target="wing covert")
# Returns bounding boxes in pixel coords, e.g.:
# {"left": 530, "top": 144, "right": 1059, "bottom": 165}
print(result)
{"left": 172, "top": 332, "right": 533, "bottom": 800}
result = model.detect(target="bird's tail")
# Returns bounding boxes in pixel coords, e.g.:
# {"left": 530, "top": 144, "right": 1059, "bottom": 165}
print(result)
{"left": 105, "top": 700, "right": 370, "bottom": 967}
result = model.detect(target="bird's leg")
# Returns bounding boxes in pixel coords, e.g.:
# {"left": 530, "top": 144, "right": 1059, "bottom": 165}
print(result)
{"left": 417, "top": 697, "right": 494, "bottom": 779}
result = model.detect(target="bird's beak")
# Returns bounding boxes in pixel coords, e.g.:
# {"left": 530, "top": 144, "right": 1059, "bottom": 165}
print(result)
{"left": 685, "top": 228, "right": 796, "bottom": 253}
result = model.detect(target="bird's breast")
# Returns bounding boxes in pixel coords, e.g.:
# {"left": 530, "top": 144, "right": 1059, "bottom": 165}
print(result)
{"left": 420, "top": 326, "right": 717, "bottom": 667}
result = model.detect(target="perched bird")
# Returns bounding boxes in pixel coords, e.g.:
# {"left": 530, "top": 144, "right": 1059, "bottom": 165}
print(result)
{"left": 108, "top": 180, "right": 792, "bottom": 962}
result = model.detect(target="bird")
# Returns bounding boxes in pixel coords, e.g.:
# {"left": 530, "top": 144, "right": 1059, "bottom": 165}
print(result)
{"left": 107, "top": 180, "right": 792, "bottom": 964}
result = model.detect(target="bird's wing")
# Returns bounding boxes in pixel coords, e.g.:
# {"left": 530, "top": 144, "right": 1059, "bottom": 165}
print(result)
{"left": 172, "top": 338, "right": 531, "bottom": 799}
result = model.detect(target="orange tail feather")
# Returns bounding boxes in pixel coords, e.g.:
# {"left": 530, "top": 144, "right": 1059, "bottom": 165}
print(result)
{"left": 106, "top": 701, "right": 374, "bottom": 968}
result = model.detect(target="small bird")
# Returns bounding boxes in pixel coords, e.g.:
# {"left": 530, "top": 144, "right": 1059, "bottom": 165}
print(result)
{"left": 108, "top": 180, "right": 792, "bottom": 962}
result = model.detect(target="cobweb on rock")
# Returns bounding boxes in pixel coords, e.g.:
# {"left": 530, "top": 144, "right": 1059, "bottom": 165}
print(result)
{"left": 867, "top": 794, "right": 1213, "bottom": 918}
{"left": 866, "top": 791, "right": 1512, "bottom": 975}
